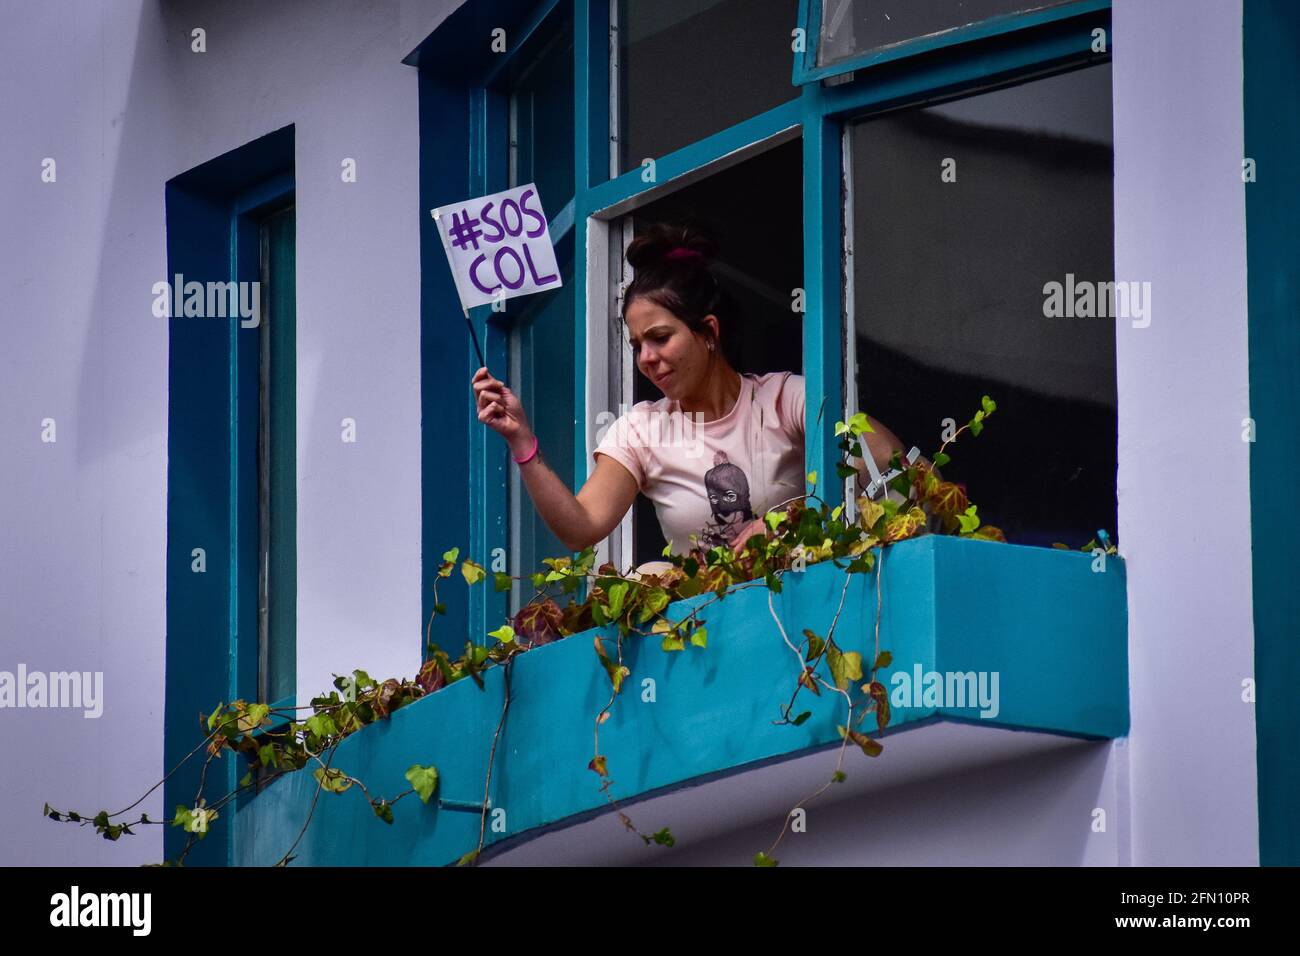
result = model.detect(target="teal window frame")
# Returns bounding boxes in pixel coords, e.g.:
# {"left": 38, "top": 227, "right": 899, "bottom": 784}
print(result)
{"left": 164, "top": 127, "right": 295, "bottom": 865}
{"left": 573, "top": 0, "right": 1112, "bottom": 530}
{"left": 416, "top": 0, "right": 1113, "bottom": 645}
{"left": 411, "top": 0, "right": 576, "bottom": 652}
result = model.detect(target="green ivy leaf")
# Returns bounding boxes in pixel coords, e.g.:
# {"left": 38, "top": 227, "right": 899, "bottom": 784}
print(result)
{"left": 661, "top": 633, "right": 686, "bottom": 652}
{"left": 493, "top": 572, "right": 512, "bottom": 592}
{"left": 637, "top": 587, "right": 669, "bottom": 623}
{"left": 305, "top": 713, "right": 338, "bottom": 739}
{"left": 764, "top": 510, "right": 787, "bottom": 532}
{"left": 832, "top": 770, "right": 847, "bottom": 783}
{"left": 372, "top": 800, "right": 394, "bottom": 824}
{"left": 838, "top": 724, "right": 883, "bottom": 757}
{"left": 606, "top": 581, "right": 630, "bottom": 619}
{"left": 981, "top": 395, "right": 997, "bottom": 415}
{"left": 651, "top": 827, "right": 675, "bottom": 847}
{"left": 754, "top": 851, "right": 779, "bottom": 867}
{"left": 457, "top": 849, "right": 480, "bottom": 867}
{"left": 864, "top": 680, "right": 892, "bottom": 731}
{"left": 594, "top": 637, "right": 630, "bottom": 692}
{"left": 874, "top": 650, "right": 892, "bottom": 669}
{"left": 933, "top": 451, "right": 951, "bottom": 467}
{"left": 487, "top": 624, "right": 515, "bottom": 644}
{"left": 689, "top": 626, "right": 708, "bottom": 649}
{"left": 957, "top": 504, "right": 980, "bottom": 533}
{"left": 806, "top": 470, "right": 818, "bottom": 487}
{"left": 404, "top": 764, "right": 440, "bottom": 804}
{"left": 826, "top": 644, "right": 863, "bottom": 690}
{"left": 969, "top": 418, "right": 984, "bottom": 437}
{"left": 792, "top": 711, "right": 812, "bottom": 726}
{"left": 314, "top": 767, "right": 353, "bottom": 794}
{"left": 438, "top": 547, "right": 460, "bottom": 578}
{"left": 460, "top": 560, "right": 485, "bottom": 586}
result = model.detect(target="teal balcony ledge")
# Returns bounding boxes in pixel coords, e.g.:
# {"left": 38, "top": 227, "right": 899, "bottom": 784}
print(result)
{"left": 234, "top": 535, "right": 1128, "bottom": 865}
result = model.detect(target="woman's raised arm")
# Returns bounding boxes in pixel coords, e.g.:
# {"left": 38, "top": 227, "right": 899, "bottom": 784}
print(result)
{"left": 473, "top": 366, "right": 638, "bottom": 552}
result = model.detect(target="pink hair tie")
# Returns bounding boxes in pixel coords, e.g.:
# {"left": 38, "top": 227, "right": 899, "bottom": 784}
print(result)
{"left": 664, "top": 246, "right": 703, "bottom": 262}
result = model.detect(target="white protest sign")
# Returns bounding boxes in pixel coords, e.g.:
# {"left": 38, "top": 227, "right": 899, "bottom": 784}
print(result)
{"left": 430, "top": 183, "right": 562, "bottom": 310}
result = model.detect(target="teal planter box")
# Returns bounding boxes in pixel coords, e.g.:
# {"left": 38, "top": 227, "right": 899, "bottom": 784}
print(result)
{"left": 234, "top": 535, "right": 1127, "bottom": 865}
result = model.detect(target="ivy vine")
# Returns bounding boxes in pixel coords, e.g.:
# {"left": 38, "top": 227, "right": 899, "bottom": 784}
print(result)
{"left": 45, "top": 396, "right": 1118, "bottom": 866}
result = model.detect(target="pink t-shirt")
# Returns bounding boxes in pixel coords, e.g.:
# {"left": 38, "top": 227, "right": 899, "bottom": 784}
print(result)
{"left": 593, "top": 371, "right": 806, "bottom": 554}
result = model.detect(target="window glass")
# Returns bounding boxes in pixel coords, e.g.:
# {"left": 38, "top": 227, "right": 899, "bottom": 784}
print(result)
{"left": 257, "top": 205, "right": 296, "bottom": 707}
{"left": 819, "top": 0, "right": 1080, "bottom": 66}
{"left": 617, "top": 0, "right": 801, "bottom": 174}
{"left": 507, "top": 20, "right": 574, "bottom": 207}
{"left": 505, "top": 16, "right": 576, "bottom": 608}
{"left": 847, "top": 64, "right": 1116, "bottom": 547}
{"left": 506, "top": 241, "right": 575, "bottom": 608}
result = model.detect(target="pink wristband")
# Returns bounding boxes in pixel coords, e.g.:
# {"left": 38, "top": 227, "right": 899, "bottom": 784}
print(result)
{"left": 513, "top": 435, "right": 540, "bottom": 465}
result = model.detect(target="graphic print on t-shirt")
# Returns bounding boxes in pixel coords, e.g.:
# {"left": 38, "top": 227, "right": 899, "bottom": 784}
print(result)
{"left": 697, "top": 450, "right": 756, "bottom": 549}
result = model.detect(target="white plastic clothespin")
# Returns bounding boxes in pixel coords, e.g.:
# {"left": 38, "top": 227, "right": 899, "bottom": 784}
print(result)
{"left": 863, "top": 445, "right": 922, "bottom": 501}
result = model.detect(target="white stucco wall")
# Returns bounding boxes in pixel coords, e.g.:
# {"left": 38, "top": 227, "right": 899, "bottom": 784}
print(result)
{"left": 1112, "top": 0, "right": 1258, "bottom": 865}
{"left": 0, "top": 0, "right": 452, "bottom": 866}
{"left": 0, "top": 0, "right": 1260, "bottom": 868}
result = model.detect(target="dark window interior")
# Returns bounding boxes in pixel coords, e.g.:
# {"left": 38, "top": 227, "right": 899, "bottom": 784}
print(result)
{"left": 848, "top": 63, "right": 1116, "bottom": 547}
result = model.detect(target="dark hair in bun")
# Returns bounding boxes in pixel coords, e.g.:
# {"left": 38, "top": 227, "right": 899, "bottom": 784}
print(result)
{"left": 621, "top": 221, "right": 730, "bottom": 355}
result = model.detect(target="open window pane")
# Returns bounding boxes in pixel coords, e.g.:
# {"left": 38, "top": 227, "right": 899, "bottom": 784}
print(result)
{"left": 617, "top": 138, "right": 804, "bottom": 566}
{"left": 846, "top": 64, "right": 1116, "bottom": 547}
{"left": 818, "top": 0, "right": 1080, "bottom": 67}
{"left": 616, "top": 0, "right": 800, "bottom": 175}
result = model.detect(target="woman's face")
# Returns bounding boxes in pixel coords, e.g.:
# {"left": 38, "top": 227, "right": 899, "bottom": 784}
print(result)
{"left": 625, "top": 296, "right": 717, "bottom": 400}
